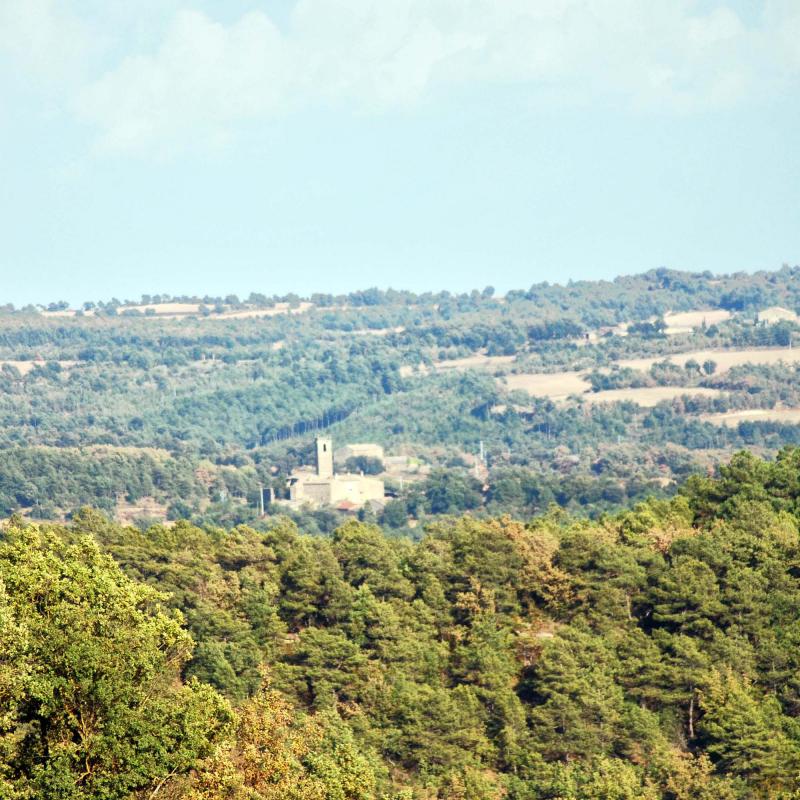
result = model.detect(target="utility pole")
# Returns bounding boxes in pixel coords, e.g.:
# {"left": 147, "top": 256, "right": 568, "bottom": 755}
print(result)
{"left": 258, "top": 484, "right": 265, "bottom": 516}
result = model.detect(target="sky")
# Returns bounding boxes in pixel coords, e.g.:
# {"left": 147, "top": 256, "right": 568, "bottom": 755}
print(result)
{"left": 1, "top": 0, "right": 799, "bottom": 306}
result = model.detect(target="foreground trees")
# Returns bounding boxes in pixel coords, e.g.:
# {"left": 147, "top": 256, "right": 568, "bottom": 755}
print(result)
{"left": 0, "top": 527, "right": 233, "bottom": 799}
{"left": 8, "top": 449, "right": 800, "bottom": 797}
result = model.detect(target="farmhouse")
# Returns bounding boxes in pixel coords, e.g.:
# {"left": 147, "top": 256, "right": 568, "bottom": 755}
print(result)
{"left": 285, "top": 437, "right": 385, "bottom": 510}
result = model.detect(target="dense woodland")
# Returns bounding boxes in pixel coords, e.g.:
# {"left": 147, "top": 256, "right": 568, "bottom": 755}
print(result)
{"left": 5, "top": 449, "right": 800, "bottom": 798}
{"left": 2, "top": 266, "right": 800, "bottom": 526}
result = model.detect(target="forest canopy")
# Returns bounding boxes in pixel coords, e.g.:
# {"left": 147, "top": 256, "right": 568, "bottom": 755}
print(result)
{"left": 3, "top": 449, "right": 800, "bottom": 798}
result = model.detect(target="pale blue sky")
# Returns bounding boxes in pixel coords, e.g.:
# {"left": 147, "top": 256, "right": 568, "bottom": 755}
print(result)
{"left": 1, "top": 1, "right": 799, "bottom": 305}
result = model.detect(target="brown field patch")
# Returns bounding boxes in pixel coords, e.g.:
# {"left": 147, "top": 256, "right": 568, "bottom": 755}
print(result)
{"left": 758, "top": 306, "right": 798, "bottom": 324}
{"left": 617, "top": 347, "right": 800, "bottom": 374}
{"left": 585, "top": 386, "right": 722, "bottom": 407}
{"left": 502, "top": 373, "right": 720, "bottom": 405}
{"left": 40, "top": 309, "right": 82, "bottom": 318}
{"left": 114, "top": 301, "right": 314, "bottom": 319}
{"left": 124, "top": 302, "right": 202, "bottom": 315}
{"left": 701, "top": 408, "right": 800, "bottom": 427}
{"left": 209, "top": 302, "right": 314, "bottom": 319}
{"left": 503, "top": 372, "right": 592, "bottom": 400}
{"left": 0, "top": 359, "right": 77, "bottom": 375}
{"left": 663, "top": 309, "right": 731, "bottom": 335}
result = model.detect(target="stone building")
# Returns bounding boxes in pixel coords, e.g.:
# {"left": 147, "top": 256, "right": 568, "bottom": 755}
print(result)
{"left": 286, "top": 437, "right": 385, "bottom": 509}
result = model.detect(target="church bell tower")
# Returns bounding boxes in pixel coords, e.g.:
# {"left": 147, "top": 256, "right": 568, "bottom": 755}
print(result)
{"left": 315, "top": 437, "right": 333, "bottom": 478}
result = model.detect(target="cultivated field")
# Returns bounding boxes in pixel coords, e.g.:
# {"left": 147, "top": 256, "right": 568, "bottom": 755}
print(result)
{"left": 585, "top": 387, "right": 722, "bottom": 407}
{"left": 500, "top": 347, "right": 800, "bottom": 405}
{"left": 40, "top": 309, "right": 85, "bottom": 318}
{"left": 503, "top": 372, "right": 722, "bottom": 405}
{"left": 663, "top": 309, "right": 731, "bottom": 335}
{"left": 40, "top": 302, "right": 316, "bottom": 319}
{"left": 207, "top": 302, "right": 314, "bottom": 319}
{"left": 503, "top": 371, "right": 592, "bottom": 399}
{"left": 0, "top": 360, "right": 77, "bottom": 375}
{"left": 702, "top": 408, "right": 800, "bottom": 427}
{"left": 617, "top": 347, "right": 800, "bottom": 373}
{"left": 125, "top": 302, "right": 202, "bottom": 315}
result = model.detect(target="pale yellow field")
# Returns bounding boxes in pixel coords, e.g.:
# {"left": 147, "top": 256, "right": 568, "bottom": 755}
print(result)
{"left": 500, "top": 371, "right": 723, "bottom": 405}
{"left": 617, "top": 347, "right": 800, "bottom": 374}
{"left": 504, "top": 372, "right": 592, "bottom": 400}
{"left": 0, "top": 360, "right": 77, "bottom": 375}
{"left": 210, "top": 302, "right": 314, "bottom": 319}
{"left": 663, "top": 309, "right": 731, "bottom": 335}
{"left": 40, "top": 309, "right": 83, "bottom": 317}
{"left": 586, "top": 386, "right": 722, "bottom": 407}
{"left": 701, "top": 408, "right": 800, "bottom": 427}
{"left": 500, "top": 346, "right": 800, "bottom": 404}
{"left": 758, "top": 306, "right": 798, "bottom": 323}
{"left": 125, "top": 302, "right": 202, "bottom": 315}
{"left": 107, "top": 301, "right": 315, "bottom": 319}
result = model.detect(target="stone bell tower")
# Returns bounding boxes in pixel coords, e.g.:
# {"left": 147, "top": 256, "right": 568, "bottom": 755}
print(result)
{"left": 315, "top": 436, "right": 334, "bottom": 479}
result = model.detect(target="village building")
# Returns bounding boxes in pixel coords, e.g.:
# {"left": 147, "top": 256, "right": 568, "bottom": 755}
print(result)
{"left": 285, "top": 437, "right": 385, "bottom": 510}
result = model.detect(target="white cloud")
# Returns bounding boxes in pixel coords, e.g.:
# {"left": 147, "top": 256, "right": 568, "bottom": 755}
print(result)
{"left": 0, "top": 0, "right": 90, "bottom": 81}
{"left": 76, "top": 10, "right": 288, "bottom": 153}
{"left": 25, "top": 0, "right": 799, "bottom": 154}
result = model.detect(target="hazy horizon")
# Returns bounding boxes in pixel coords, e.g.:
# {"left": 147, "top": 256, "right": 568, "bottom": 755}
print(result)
{"left": 12, "top": 262, "right": 800, "bottom": 310}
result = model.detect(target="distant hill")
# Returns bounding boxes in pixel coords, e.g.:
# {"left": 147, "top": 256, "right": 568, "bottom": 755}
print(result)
{"left": 0, "top": 265, "right": 800, "bottom": 526}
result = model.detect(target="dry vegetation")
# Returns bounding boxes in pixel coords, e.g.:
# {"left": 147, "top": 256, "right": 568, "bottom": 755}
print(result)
{"left": 585, "top": 386, "right": 722, "bottom": 406}
{"left": 0, "top": 359, "right": 77, "bottom": 375}
{"left": 503, "top": 371, "right": 592, "bottom": 399}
